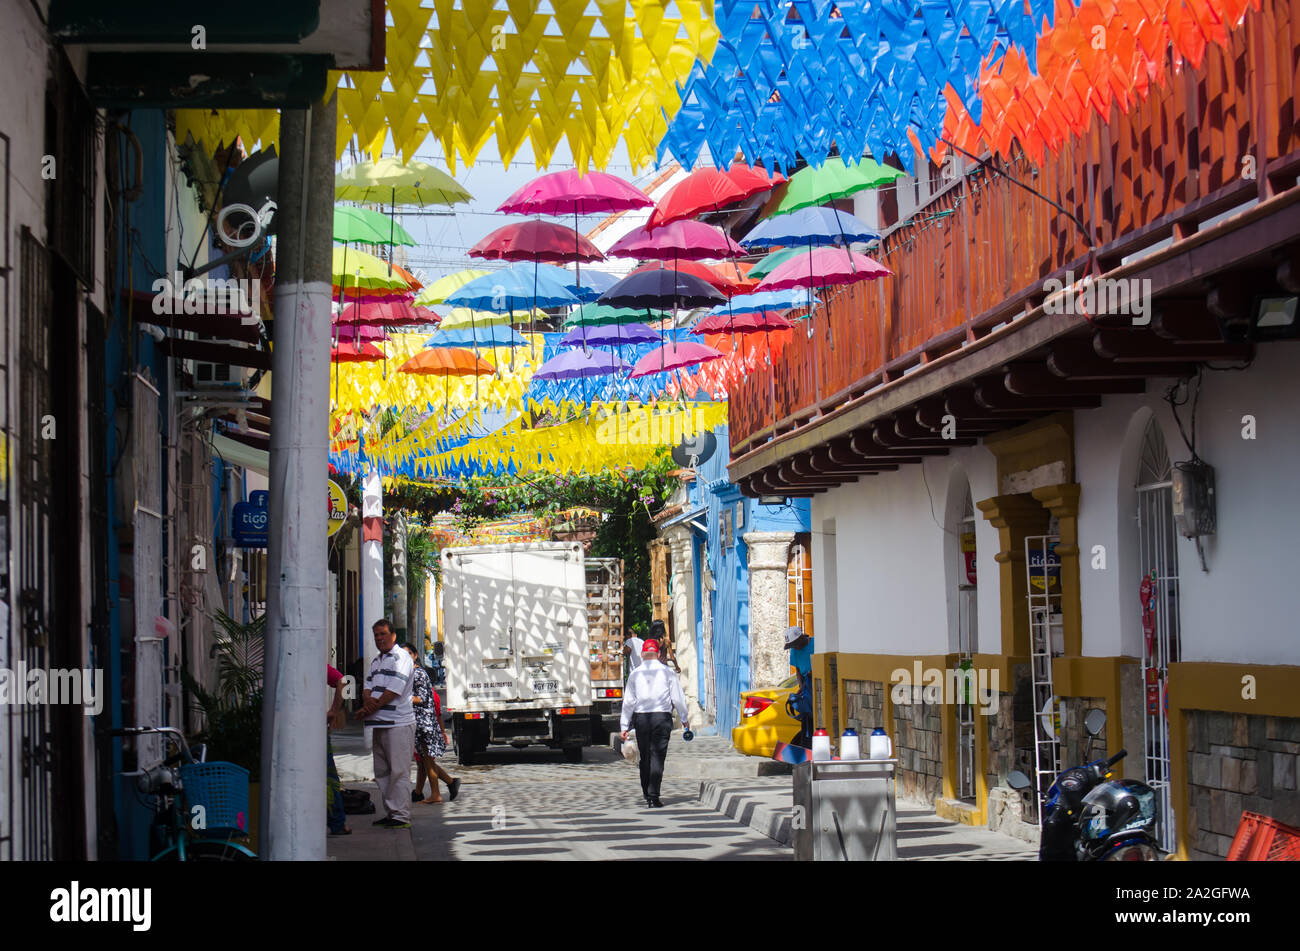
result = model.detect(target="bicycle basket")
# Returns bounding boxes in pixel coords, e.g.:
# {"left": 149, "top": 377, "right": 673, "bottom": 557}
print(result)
{"left": 178, "top": 762, "right": 250, "bottom": 837}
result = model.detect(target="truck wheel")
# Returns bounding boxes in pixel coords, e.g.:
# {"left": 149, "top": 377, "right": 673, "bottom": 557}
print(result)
{"left": 563, "top": 746, "right": 583, "bottom": 764}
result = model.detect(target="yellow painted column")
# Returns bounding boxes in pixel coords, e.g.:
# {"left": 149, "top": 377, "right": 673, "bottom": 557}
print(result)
{"left": 976, "top": 494, "right": 1050, "bottom": 658}
{"left": 1032, "top": 483, "right": 1083, "bottom": 657}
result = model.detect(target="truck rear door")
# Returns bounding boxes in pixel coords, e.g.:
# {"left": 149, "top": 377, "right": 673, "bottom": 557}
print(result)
{"left": 445, "top": 548, "right": 518, "bottom": 705}
{"left": 510, "top": 543, "right": 588, "bottom": 706}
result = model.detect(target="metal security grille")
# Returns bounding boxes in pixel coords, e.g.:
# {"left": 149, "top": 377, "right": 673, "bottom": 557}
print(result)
{"left": 14, "top": 227, "right": 54, "bottom": 860}
{"left": 956, "top": 494, "right": 977, "bottom": 802}
{"left": 0, "top": 132, "right": 12, "bottom": 861}
{"left": 46, "top": 51, "right": 96, "bottom": 283}
{"left": 1136, "top": 419, "right": 1180, "bottom": 853}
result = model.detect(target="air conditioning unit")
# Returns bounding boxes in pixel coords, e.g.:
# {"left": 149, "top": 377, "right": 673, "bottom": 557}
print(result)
{"left": 194, "top": 361, "right": 242, "bottom": 387}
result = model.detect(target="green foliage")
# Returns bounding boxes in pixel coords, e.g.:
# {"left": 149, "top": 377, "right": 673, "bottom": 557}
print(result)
{"left": 183, "top": 611, "right": 265, "bottom": 781}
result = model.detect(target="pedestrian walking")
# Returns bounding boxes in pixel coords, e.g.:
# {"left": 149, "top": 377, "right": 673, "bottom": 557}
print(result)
{"left": 354, "top": 618, "right": 416, "bottom": 829}
{"left": 326, "top": 663, "right": 351, "bottom": 836}
{"left": 619, "top": 638, "right": 690, "bottom": 808}
{"left": 623, "top": 628, "right": 645, "bottom": 674}
{"left": 404, "top": 644, "right": 461, "bottom": 805}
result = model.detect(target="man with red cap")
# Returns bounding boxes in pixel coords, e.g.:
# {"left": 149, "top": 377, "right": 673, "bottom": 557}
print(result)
{"left": 619, "top": 638, "right": 689, "bottom": 808}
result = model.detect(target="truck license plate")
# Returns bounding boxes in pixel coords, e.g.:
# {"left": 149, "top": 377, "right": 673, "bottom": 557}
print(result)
{"left": 532, "top": 680, "right": 558, "bottom": 693}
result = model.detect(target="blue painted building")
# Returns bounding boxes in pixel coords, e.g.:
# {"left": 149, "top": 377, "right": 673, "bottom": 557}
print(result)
{"left": 656, "top": 425, "right": 810, "bottom": 737}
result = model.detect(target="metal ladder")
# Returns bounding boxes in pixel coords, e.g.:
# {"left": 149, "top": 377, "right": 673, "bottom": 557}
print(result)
{"left": 1025, "top": 534, "right": 1063, "bottom": 824}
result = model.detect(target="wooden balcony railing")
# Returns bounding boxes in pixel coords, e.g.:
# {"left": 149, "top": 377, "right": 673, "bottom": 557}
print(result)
{"left": 729, "top": 0, "right": 1300, "bottom": 458}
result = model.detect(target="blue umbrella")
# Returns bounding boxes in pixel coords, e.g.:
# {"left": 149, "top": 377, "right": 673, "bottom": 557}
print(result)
{"left": 705, "top": 289, "right": 807, "bottom": 315}
{"left": 444, "top": 263, "right": 579, "bottom": 311}
{"left": 574, "top": 268, "right": 620, "bottom": 297}
{"left": 424, "top": 326, "right": 528, "bottom": 348}
{"left": 559, "top": 322, "right": 660, "bottom": 348}
{"left": 740, "top": 206, "right": 880, "bottom": 249}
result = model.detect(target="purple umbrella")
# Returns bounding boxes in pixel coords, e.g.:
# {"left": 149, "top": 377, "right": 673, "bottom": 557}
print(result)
{"left": 559, "top": 322, "right": 660, "bottom": 349}
{"left": 533, "top": 348, "right": 631, "bottom": 381}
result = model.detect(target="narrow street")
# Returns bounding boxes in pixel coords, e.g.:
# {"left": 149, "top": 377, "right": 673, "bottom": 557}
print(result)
{"left": 332, "top": 729, "right": 790, "bottom": 861}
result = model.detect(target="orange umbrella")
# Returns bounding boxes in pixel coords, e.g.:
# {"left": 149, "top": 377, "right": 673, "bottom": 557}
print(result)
{"left": 399, "top": 346, "right": 495, "bottom": 412}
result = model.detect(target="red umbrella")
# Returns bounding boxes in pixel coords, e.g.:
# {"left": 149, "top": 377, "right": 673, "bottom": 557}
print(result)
{"left": 724, "top": 162, "right": 787, "bottom": 197}
{"left": 607, "top": 219, "right": 743, "bottom": 262}
{"left": 468, "top": 220, "right": 605, "bottom": 263}
{"left": 332, "top": 322, "right": 388, "bottom": 341}
{"left": 331, "top": 341, "right": 387, "bottom": 362}
{"left": 629, "top": 340, "right": 725, "bottom": 378}
{"left": 649, "top": 169, "right": 745, "bottom": 227}
{"left": 629, "top": 261, "right": 741, "bottom": 297}
{"left": 690, "top": 311, "right": 794, "bottom": 335}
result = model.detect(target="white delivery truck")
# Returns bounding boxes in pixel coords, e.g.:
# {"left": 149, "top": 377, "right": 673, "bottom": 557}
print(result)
{"left": 441, "top": 542, "right": 594, "bottom": 764}
{"left": 584, "top": 558, "right": 625, "bottom": 745}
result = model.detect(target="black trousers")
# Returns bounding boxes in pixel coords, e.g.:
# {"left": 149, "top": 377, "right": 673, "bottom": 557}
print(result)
{"left": 633, "top": 712, "right": 673, "bottom": 800}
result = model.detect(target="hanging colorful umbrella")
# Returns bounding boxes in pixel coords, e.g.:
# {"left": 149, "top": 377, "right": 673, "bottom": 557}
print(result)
{"left": 398, "top": 345, "right": 496, "bottom": 412}
{"left": 469, "top": 220, "right": 605, "bottom": 263}
{"left": 424, "top": 326, "right": 529, "bottom": 349}
{"left": 497, "top": 170, "right": 653, "bottom": 216}
{"left": 438, "top": 306, "right": 545, "bottom": 329}
{"left": 337, "top": 298, "right": 440, "bottom": 326}
{"left": 740, "top": 206, "right": 879, "bottom": 248}
{"left": 564, "top": 302, "right": 670, "bottom": 327}
{"left": 335, "top": 157, "right": 472, "bottom": 207}
{"left": 706, "top": 289, "right": 808, "bottom": 314}
{"left": 755, "top": 247, "right": 892, "bottom": 291}
{"left": 773, "top": 157, "right": 906, "bottom": 215}
{"left": 332, "top": 322, "right": 389, "bottom": 341}
{"left": 571, "top": 269, "right": 620, "bottom": 297}
{"left": 331, "top": 247, "right": 415, "bottom": 294}
{"left": 629, "top": 340, "right": 725, "bottom": 378}
{"left": 627, "top": 260, "right": 741, "bottom": 297}
{"left": 690, "top": 311, "right": 794, "bottom": 334}
{"left": 414, "top": 269, "right": 491, "bottom": 306}
{"left": 747, "top": 247, "right": 803, "bottom": 279}
{"left": 559, "top": 323, "right": 660, "bottom": 348}
{"left": 648, "top": 168, "right": 747, "bottom": 227}
{"left": 331, "top": 341, "right": 387, "bottom": 362}
{"left": 333, "top": 205, "right": 416, "bottom": 246}
{"left": 533, "top": 349, "right": 630, "bottom": 381}
{"left": 444, "top": 263, "right": 579, "bottom": 312}
{"left": 599, "top": 268, "right": 728, "bottom": 310}
{"left": 607, "top": 219, "right": 744, "bottom": 261}
{"left": 723, "top": 163, "right": 787, "bottom": 198}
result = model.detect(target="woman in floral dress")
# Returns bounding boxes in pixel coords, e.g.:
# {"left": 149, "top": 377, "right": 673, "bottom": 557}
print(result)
{"left": 405, "top": 644, "right": 461, "bottom": 804}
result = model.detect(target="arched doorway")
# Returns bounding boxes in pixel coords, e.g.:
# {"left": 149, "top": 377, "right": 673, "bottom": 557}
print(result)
{"left": 1136, "top": 417, "right": 1181, "bottom": 852}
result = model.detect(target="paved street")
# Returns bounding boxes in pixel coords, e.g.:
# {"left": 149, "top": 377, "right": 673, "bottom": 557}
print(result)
{"left": 331, "top": 729, "right": 789, "bottom": 860}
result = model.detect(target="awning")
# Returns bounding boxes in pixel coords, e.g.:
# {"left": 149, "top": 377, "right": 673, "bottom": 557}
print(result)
{"left": 212, "top": 432, "right": 268, "bottom": 476}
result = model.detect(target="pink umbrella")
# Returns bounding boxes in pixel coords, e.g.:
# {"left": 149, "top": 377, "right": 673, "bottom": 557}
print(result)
{"left": 337, "top": 298, "right": 441, "bottom": 326}
{"left": 606, "top": 219, "right": 743, "bottom": 262}
{"left": 629, "top": 340, "right": 725, "bottom": 378}
{"left": 468, "top": 220, "right": 605, "bottom": 263}
{"left": 497, "top": 170, "right": 653, "bottom": 216}
{"left": 754, "top": 247, "right": 892, "bottom": 291}
{"left": 332, "top": 322, "right": 388, "bottom": 341}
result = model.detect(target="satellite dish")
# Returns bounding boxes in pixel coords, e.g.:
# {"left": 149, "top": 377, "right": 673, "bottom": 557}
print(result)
{"left": 671, "top": 431, "right": 717, "bottom": 469}
{"left": 220, "top": 147, "right": 280, "bottom": 241}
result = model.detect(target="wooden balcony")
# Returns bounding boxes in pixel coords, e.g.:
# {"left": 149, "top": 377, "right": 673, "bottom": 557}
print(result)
{"left": 729, "top": 0, "right": 1300, "bottom": 463}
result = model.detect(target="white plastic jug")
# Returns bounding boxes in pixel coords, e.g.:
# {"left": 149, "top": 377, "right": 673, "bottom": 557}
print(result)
{"left": 869, "top": 727, "right": 892, "bottom": 759}
{"left": 812, "top": 729, "right": 832, "bottom": 761}
{"left": 840, "top": 729, "right": 861, "bottom": 760}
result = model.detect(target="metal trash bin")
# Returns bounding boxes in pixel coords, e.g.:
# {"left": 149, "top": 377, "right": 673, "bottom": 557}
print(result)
{"left": 792, "top": 759, "right": 897, "bottom": 861}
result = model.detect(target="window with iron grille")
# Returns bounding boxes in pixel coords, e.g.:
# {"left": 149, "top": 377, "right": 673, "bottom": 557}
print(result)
{"left": 45, "top": 50, "right": 96, "bottom": 284}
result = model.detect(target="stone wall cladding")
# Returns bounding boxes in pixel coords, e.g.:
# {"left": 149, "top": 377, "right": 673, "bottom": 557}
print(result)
{"left": 893, "top": 685, "right": 943, "bottom": 803}
{"left": 1060, "top": 696, "right": 1107, "bottom": 769}
{"left": 986, "top": 664, "right": 1033, "bottom": 796}
{"left": 843, "top": 679, "right": 884, "bottom": 736}
{"left": 1186, "top": 711, "right": 1300, "bottom": 860}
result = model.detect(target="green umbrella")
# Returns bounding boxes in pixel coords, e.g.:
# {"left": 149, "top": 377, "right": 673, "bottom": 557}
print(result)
{"left": 564, "top": 302, "right": 670, "bottom": 327}
{"left": 333, "top": 205, "right": 416, "bottom": 246}
{"left": 774, "top": 157, "right": 906, "bottom": 215}
{"left": 747, "top": 247, "right": 803, "bottom": 279}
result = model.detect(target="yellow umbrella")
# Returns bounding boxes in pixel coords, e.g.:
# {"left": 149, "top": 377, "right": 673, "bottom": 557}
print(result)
{"left": 438, "top": 306, "right": 546, "bottom": 329}
{"left": 331, "top": 247, "right": 414, "bottom": 293}
{"left": 414, "top": 269, "right": 491, "bottom": 306}
{"left": 335, "top": 157, "right": 471, "bottom": 207}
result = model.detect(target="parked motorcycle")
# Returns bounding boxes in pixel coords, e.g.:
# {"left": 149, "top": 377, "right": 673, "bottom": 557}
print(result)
{"left": 1008, "top": 710, "right": 1161, "bottom": 861}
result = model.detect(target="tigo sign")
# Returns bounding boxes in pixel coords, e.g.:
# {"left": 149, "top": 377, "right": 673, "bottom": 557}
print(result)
{"left": 232, "top": 490, "right": 269, "bottom": 547}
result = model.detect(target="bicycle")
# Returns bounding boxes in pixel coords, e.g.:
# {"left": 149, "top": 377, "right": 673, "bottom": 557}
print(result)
{"left": 110, "top": 726, "right": 258, "bottom": 861}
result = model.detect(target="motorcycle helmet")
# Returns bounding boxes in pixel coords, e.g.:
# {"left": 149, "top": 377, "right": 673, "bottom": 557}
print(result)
{"left": 1077, "top": 779, "right": 1157, "bottom": 858}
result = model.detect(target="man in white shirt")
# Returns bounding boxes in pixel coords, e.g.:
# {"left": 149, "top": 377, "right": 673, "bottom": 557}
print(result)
{"left": 623, "top": 631, "right": 645, "bottom": 676}
{"left": 355, "top": 618, "right": 416, "bottom": 828}
{"left": 619, "top": 639, "right": 690, "bottom": 808}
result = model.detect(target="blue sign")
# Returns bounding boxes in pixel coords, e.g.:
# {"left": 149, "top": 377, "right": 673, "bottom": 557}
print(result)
{"left": 232, "top": 490, "right": 269, "bottom": 547}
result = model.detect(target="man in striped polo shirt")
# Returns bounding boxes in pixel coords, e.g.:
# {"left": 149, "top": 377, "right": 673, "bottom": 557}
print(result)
{"left": 355, "top": 618, "right": 417, "bottom": 827}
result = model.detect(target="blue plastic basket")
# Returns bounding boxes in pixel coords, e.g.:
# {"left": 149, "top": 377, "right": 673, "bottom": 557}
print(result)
{"left": 179, "top": 762, "right": 250, "bottom": 837}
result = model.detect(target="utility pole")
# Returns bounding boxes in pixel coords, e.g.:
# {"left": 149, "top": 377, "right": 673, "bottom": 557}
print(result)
{"left": 362, "top": 468, "right": 384, "bottom": 671}
{"left": 388, "top": 511, "right": 408, "bottom": 639}
{"left": 260, "top": 93, "right": 336, "bottom": 860}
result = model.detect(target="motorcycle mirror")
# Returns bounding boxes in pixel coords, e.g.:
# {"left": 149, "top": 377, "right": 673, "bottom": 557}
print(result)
{"left": 1006, "top": 770, "right": 1032, "bottom": 791}
{"left": 1084, "top": 709, "right": 1107, "bottom": 737}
